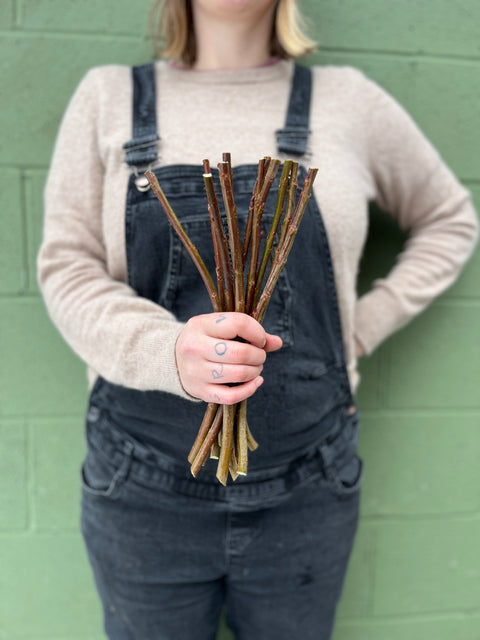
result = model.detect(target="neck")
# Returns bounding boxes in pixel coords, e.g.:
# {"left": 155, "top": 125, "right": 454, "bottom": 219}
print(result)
{"left": 192, "top": 4, "right": 276, "bottom": 70}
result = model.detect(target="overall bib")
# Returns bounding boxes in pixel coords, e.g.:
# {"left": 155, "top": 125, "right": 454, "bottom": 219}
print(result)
{"left": 81, "top": 63, "right": 362, "bottom": 640}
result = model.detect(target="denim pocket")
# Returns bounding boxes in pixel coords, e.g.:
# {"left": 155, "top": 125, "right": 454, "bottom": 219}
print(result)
{"left": 81, "top": 408, "right": 134, "bottom": 499}
{"left": 320, "top": 408, "right": 363, "bottom": 499}
{"left": 325, "top": 454, "right": 363, "bottom": 498}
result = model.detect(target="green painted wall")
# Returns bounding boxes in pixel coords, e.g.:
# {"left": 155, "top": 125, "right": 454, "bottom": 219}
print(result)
{"left": 1, "top": 1, "right": 479, "bottom": 638}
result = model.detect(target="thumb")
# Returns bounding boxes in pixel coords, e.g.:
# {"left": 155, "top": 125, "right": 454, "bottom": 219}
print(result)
{"left": 264, "top": 333, "right": 283, "bottom": 353}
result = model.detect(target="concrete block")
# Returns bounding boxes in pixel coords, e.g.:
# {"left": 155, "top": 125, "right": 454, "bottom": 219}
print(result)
{"left": 305, "top": 0, "right": 480, "bottom": 58}
{"left": 0, "top": 532, "right": 103, "bottom": 636}
{"left": 0, "top": 169, "right": 25, "bottom": 293}
{"left": 0, "top": 1, "right": 15, "bottom": 28}
{"left": 336, "top": 522, "right": 376, "bottom": 619}
{"left": 359, "top": 413, "right": 480, "bottom": 516}
{"left": 20, "top": 0, "right": 152, "bottom": 35}
{"left": 0, "top": 298, "right": 88, "bottom": 417}
{"left": 384, "top": 302, "right": 480, "bottom": 409}
{"left": 31, "top": 418, "right": 85, "bottom": 530}
{"left": 309, "top": 51, "right": 480, "bottom": 181}
{"left": 0, "top": 33, "right": 151, "bottom": 166}
{"left": 0, "top": 421, "right": 28, "bottom": 530}
{"left": 24, "top": 169, "right": 48, "bottom": 293}
{"left": 373, "top": 517, "right": 480, "bottom": 615}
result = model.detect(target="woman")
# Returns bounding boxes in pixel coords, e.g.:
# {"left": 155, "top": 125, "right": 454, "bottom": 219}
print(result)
{"left": 37, "top": 0, "right": 478, "bottom": 638}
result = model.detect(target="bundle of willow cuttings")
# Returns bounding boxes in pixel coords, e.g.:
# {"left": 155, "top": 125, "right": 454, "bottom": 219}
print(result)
{"left": 145, "top": 154, "right": 317, "bottom": 485}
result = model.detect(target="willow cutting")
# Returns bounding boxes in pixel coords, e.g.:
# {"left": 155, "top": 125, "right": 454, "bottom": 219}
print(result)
{"left": 145, "top": 154, "right": 317, "bottom": 485}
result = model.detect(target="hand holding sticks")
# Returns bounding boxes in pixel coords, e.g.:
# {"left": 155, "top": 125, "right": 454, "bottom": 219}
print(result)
{"left": 145, "top": 155, "right": 317, "bottom": 484}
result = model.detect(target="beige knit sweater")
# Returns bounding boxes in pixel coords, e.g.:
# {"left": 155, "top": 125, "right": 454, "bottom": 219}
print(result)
{"left": 38, "top": 59, "right": 478, "bottom": 399}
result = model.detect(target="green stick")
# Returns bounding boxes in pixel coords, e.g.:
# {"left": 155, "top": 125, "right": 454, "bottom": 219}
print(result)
{"left": 252, "top": 160, "right": 292, "bottom": 310}
{"left": 216, "top": 404, "right": 236, "bottom": 485}
{"left": 253, "top": 168, "right": 318, "bottom": 323}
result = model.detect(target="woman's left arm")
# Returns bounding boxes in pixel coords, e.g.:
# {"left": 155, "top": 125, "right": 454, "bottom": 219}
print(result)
{"left": 354, "top": 76, "right": 479, "bottom": 356}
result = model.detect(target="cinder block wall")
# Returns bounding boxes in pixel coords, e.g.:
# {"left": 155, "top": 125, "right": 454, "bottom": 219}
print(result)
{"left": 0, "top": 1, "right": 478, "bottom": 638}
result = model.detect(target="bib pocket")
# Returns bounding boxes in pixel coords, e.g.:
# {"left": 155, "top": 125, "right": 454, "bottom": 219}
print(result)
{"left": 163, "top": 212, "right": 293, "bottom": 346}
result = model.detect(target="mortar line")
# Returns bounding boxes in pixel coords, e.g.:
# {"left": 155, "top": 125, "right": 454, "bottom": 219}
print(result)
{"left": 366, "top": 522, "right": 377, "bottom": 617}
{"left": 19, "top": 170, "right": 30, "bottom": 291}
{"left": 377, "top": 342, "right": 391, "bottom": 409}
{"left": 0, "top": 293, "right": 41, "bottom": 300}
{"left": 361, "top": 605, "right": 480, "bottom": 620}
{"left": 0, "top": 163, "right": 49, "bottom": 171}
{"left": 361, "top": 511, "right": 480, "bottom": 523}
{"left": 359, "top": 408, "right": 480, "bottom": 417}
{"left": 13, "top": 0, "right": 20, "bottom": 28}
{"left": 26, "top": 419, "right": 35, "bottom": 532}
{"left": 338, "top": 609, "right": 479, "bottom": 623}
{"left": 0, "top": 28, "right": 149, "bottom": 43}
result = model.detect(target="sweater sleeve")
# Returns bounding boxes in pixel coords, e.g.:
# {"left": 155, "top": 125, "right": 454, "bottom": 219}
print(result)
{"left": 354, "top": 75, "right": 479, "bottom": 355}
{"left": 37, "top": 68, "right": 194, "bottom": 399}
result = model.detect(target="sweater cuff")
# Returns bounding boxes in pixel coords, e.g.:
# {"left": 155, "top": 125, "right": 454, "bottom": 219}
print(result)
{"left": 153, "top": 323, "right": 202, "bottom": 402}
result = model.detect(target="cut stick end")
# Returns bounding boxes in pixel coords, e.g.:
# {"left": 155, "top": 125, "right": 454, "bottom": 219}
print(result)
{"left": 216, "top": 473, "right": 228, "bottom": 487}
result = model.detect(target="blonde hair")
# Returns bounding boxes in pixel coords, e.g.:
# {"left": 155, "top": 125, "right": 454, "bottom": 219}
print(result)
{"left": 149, "top": 0, "right": 317, "bottom": 67}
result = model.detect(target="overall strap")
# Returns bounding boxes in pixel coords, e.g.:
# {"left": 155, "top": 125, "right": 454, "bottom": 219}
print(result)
{"left": 275, "top": 63, "right": 312, "bottom": 156}
{"left": 123, "top": 63, "right": 160, "bottom": 169}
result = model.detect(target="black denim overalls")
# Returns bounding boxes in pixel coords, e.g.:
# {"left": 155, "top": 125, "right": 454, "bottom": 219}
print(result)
{"left": 81, "top": 63, "right": 362, "bottom": 640}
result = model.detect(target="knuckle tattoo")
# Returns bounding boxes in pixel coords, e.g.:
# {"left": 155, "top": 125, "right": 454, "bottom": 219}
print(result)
{"left": 214, "top": 341, "right": 227, "bottom": 356}
{"left": 212, "top": 364, "right": 224, "bottom": 380}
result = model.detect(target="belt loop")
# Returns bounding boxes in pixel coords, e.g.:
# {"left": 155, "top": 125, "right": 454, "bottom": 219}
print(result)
{"left": 116, "top": 441, "right": 135, "bottom": 484}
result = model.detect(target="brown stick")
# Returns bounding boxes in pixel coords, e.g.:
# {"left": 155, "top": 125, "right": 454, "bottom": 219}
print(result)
{"left": 246, "top": 424, "right": 259, "bottom": 451}
{"left": 236, "top": 399, "right": 248, "bottom": 475}
{"left": 242, "top": 159, "right": 265, "bottom": 267}
{"left": 222, "top": 152, "right": 233, "bottom": 189}
{"left": 245, "top": 159, "right": 281, "bottom": 313}
{"left": 203, "top": 160, "right": 234, "bottom": 311}
{"left": 188, "top": 402, "right": 219, "bottom": 464}
{"left": 218, "top": 162, "right": 245, "bottom": 313}
{"left": 216, "top": 404, "right": 236, "bottom": 485}
{"left": 190, "top": 405, "right": 223, "bottom": 477}
{"left": 145, "top": 170, "right": 221, "bottom": 311}
{"left": 277, "top": 161, "right": 299, "bottom": 251}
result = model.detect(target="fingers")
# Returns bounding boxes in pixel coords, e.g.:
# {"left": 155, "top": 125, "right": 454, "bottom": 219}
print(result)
{"left": 205, "top": 336, "right": 267, "bottom": 366}
{"left": 206, "top": 376, "right": 264, "bottom": 406}
{"left": 175, "top": 312, "right": 282, "bottom": 404}
{"left": 264, "top": 333, "right": 283, "bottom": 353}
{"left": 200, "top": 312, "right": 268, "bottom": 349}
{"left": 205, "top": 361, "right": 264, "bottom": 385}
